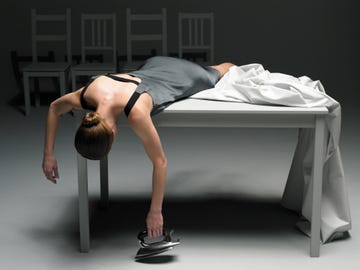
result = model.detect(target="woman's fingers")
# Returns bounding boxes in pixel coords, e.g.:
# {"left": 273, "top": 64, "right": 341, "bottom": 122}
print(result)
{"left": 42, "top": 156, "right": 59, "bottom": 183}
{"left": 48, "top": 171, "right": 56, "bottom": 182}
{"left": 147, "top": 228, "right": 153, "bottom": 238}
{"left": 157, "top": 227, "right": 163, "bottom": 238}
{"left": 147, "top": 226, "right": 163, "bottom": 238}
{"left": 51, "top": 171, "right": 57, "bottom": 183}
{"left": 54, "top": 166, "right": 59, "bottom": 179}
{"left": 146, "top": 211, "right": 163, "bottom": 238}
{"left": 147, "top": 228, "right": 159, "bottom": 238}
{"left": 43, "top": 167, "right": 57, "bottom": 183}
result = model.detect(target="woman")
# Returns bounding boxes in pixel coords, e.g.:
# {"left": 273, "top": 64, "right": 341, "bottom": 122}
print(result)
{"left": 42, "top": 56, "right": 234, "bottom": 238}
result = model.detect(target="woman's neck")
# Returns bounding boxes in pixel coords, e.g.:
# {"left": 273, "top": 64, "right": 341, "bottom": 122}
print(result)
{"left": 96, "top": 106, "right": 119, "bottom": 137}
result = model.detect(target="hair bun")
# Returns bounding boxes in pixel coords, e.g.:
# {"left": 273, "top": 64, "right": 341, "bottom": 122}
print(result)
{"left": 82, "top": 112, "right": 101, "bottom": 127}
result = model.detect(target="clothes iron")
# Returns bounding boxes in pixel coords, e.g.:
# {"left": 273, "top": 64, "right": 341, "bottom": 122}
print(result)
{"left": 135, "top": 229, "right": 180, "bottom": 260}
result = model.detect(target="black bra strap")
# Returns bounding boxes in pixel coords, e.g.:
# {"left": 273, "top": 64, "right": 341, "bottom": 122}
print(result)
{"left": 105, "top": 73, "right": 140, "bottom": 85}
{"left": 80, "top": 73, "right": 141, "bottom": 115}
{"left": 105, "top": 73, "right": 141, "bottom": 117}
{"left": 80, "top": 78, "right": 96, "bottom": 110}
{"left": 124, "top": 91, "right": 141, "bottom": 117}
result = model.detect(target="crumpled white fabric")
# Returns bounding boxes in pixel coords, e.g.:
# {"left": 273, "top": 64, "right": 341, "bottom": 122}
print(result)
{"left": 191, "top": 64, "right": 351, "bottom": 243}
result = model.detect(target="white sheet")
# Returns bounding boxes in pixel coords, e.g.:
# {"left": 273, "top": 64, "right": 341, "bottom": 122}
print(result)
{"left": 191, "top": 64, "right": 351, "bottom": 243}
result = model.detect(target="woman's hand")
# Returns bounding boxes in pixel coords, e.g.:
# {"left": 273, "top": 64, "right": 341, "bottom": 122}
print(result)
{"left": 146, "top": 210, "right": 163, "bottom": 238}
{"left": 42, "top": 154, "right": 59, "bottom": 184}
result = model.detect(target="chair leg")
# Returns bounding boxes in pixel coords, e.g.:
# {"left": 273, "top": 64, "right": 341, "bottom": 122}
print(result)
{"left": 77, "top": 153, "right": 90, "bottom": 252}
{"left": 23, "top": 73, "right": 31, "bottom": 116}
{"left": 34, "top": 78, "right": 40, "bottom": 108}
{"left": 72, "top": 72, "right": 77, "bottom": 90}
{"left": 310, "top": 116, "right": 326, "bottom": 257}
{"left": 59, "top": 72, "right": 66, "bottom": 96}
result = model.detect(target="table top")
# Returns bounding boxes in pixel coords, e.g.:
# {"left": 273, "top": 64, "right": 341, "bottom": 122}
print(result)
{"left": 163, "top": 99, "right": 329, "bottom": 115}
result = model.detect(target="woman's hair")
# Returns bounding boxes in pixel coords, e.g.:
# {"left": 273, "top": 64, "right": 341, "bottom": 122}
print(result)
{"left": 75, "top": 112, "right": 114, "bottom": 160}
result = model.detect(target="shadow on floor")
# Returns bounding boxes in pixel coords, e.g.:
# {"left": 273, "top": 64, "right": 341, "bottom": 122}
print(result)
{"left": 87, "top": 195, "right": 299, "bottom": 246}
{"left": 90, "top": 195, "right": 299, "bottom": 233}
{"left": 25, "top": 195, "right": 303, "bottom": 259}
{"left": 135, "top": 254, "right": 178, "bottom": 264}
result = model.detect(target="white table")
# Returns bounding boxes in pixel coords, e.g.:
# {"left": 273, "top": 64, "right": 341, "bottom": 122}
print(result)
{"left": 75, "top": 99, "right": 328, "bottom": 257}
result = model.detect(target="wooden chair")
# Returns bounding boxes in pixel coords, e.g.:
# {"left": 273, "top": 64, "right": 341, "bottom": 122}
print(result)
{"left": 22, "top": 8, "right": 71, "bottom": 115}
{"left": 71, "top": 13, "right": 117, "bottom": 89}
{"left": 122, "top": 8, "right": 167, "bottom": 71}
{"left": 178, "top": 13, "right": 214, "bottom": 64}
{"left": 11, "top": 50, "right": 54, "bottom": 100}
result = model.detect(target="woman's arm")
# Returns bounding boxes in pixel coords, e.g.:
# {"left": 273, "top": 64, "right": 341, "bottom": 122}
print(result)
{"left": 42, "top": 90, "right": 82, "bottom": 183}
{"left": 129, "top": 113, "right": 167, "bottom": 238}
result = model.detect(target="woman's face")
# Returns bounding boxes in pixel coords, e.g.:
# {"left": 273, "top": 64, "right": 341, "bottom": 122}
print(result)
{"left": 102, "top": 116, "right": 117, "bottom": 141}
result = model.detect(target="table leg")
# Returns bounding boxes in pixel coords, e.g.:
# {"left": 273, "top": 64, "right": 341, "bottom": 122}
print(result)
{"left": 77, "top": 153, "right": 90, "bottom": 252}
{"left": 310, "top": 115, "right": 326, "bottom": 257}
{"left": 100, "top": 156, "right": 109, "bottom": 208}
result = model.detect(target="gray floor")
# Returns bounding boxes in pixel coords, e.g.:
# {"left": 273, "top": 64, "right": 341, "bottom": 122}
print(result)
{"left": 0, "top": 103, "right": 359, "bottom": 270}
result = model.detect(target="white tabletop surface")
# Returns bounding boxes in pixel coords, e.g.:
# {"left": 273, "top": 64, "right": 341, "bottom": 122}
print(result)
{"left": 164, "top": 99, "right": 328, "bottom": 115}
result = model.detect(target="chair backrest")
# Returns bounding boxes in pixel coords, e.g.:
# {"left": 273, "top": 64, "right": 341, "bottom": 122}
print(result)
{"left": 31, "top": 8, "right": 71, "bottom": 64}
{"left": 81, "top": 13, "right": 117, "bottom": 64}
{"left": 126, "top": 8, "right": 167, "bottom": 63}
{"left": 178, "top": 13, "right": 214, "bottom": 64}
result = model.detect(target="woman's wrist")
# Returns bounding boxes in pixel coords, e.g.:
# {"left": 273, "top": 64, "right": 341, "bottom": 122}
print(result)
{"left": 149, "top": 207, "right": 162, "bottom": 214}
{"left": 43, "top": 150, "right": 54, "bottom": 157}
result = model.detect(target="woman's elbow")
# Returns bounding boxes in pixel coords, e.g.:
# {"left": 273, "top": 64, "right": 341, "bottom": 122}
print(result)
{"left": 154, "top": 156, "right": 167, "bottom": 168}
{"left": 49, "top": 100, "right": 62, "bottom": 116}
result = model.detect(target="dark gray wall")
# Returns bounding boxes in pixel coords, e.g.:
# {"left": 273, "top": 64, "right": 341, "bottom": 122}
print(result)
{"left": 1, "top": 0, "right": 359, "bottom": 108}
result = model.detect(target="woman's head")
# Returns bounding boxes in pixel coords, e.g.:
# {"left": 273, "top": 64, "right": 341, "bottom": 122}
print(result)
{"left": 75, "top": 112, "right": 114, "bottom": 160}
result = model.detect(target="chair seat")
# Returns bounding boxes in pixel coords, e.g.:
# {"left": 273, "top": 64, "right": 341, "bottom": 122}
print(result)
{"left": 22, "top": 62, "right": 71, "bottom": 72}
{"left": 72, "top": 63, "right": 117, "bottom": 71}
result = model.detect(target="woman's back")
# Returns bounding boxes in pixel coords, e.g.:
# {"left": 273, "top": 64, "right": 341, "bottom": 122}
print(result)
{"left": 128, "top": 56, "right": 221, "bottom": 115}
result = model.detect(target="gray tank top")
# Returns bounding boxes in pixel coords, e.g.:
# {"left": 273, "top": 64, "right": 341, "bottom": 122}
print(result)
{"left": 128, "top": 56, "right": 221, "bottom": 115}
